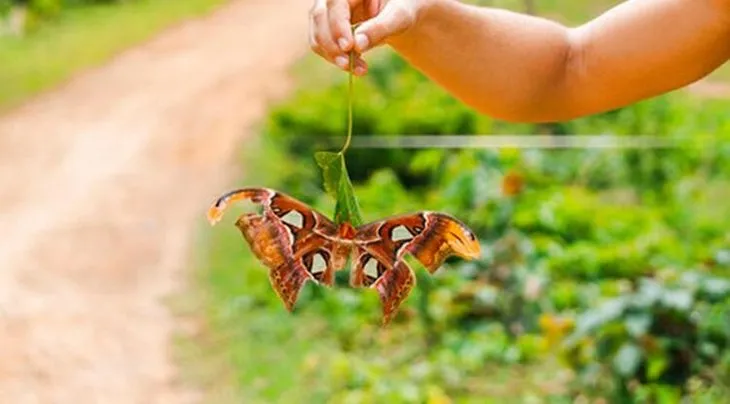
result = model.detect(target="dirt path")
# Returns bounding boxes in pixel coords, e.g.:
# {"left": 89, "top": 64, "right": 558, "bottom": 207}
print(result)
{"left": 0, "top": 1, "right": 309, "bottom": 402}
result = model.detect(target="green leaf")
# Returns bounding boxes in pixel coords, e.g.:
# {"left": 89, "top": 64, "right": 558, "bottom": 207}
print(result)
{"left": 660, "top": 289, "right": 693, "bottom": 312}
{"left": 315, "top": 151, "right": 364, "bottom": 227}
{"left": 646, "top": 353, "right": 669, "bottom": 381}
{"left": 701, "top": 277, "right": 730, "bottom": 298}
{"left": 574, "top": 298, "right": 627, "bottom": 335}
{"left": 409, "top": 150, "right": 445, "bottom": 174}
{"left": 613, "top": 342, "right": 642, "bottom": 378}
{"left": 335, "top": 162, "right": 363, "bottom": 226}
{"left": 634, "top": 279, "right": 663, "bottom": 308}
{"left": 655, "top": 385, "right": 682, "bottom": 404}
{"left": 315, "top": 151, "right": 342, "bottom": 196}
{"left": 624, "top": 313, "right": 652, "bottom": 337}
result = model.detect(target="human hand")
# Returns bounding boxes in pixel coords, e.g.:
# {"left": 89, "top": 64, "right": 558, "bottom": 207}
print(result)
{"left": 308, "top": 0, "right": 422, "bottom": 75}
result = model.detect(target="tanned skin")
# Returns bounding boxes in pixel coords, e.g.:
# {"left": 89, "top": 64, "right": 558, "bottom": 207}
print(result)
{"left": 309, "top": 0, "right": 730, "bottom": 122}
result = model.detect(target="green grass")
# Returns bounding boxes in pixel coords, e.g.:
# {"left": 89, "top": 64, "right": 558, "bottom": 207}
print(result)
{"left": 0, "top": 0, "right": 229, "bottom": 110}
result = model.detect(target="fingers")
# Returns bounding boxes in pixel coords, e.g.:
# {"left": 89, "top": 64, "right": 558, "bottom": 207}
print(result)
{"left": 310, "top": 0, "right": 369, "bottom": 75}
{"left": 310, "top": 0, "right": 341, "bottom": 61}
{"left": 327, "top": 0, "right": 353, "bottom": 51}
{"left": 352, "top": 57, "right": 368, "bottom": 76}
{"left": 353, "top": 2, "right": 414, "bottom": 53}
{"left": 333, "top": 53, "right": 369, "bottom": 76}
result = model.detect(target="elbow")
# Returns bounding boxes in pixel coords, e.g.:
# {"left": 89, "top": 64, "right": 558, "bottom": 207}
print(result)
{"left": 475, "top": 29, "right": 589, "bottom": 124}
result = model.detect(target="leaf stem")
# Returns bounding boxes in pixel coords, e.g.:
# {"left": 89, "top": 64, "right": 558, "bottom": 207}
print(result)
{"left": 340, "top": 51, "right": 354, "bottom": 155}
{"left": 339, "top": 24, "right": 359, "bottom": 156}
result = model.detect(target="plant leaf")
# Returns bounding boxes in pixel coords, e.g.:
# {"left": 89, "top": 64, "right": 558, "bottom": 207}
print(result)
{"left": 624, "top": 313, "right": 652, "bottom": 337}
{"left": 701, "top": 277, "right": 730, "bottom": 299}
{"left": 313, "top": 42, "right": 364, "bottom": 227}
{"left": 613, "top": 342, "right": 642, "bottom": 378}
{"left": 660, "top": 289, "right": 693, "bottom": 312}
{"left": 646, "top": 353, "right": 669, "bottom": 381}
{"left": 315, "top": 151, "right": 364, "bottom": 226}
{"left": 315, "top": 151, "right": 342, "bottom": 196}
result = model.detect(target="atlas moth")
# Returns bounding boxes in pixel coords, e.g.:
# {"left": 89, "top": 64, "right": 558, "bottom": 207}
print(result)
{"left": 207, "top": 187, "right": 481, "bottom": 325}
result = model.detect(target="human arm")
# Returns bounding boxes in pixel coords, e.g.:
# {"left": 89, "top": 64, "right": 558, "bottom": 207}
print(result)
{"left": 310, "top": 0, "right": 730, "bottom": 122}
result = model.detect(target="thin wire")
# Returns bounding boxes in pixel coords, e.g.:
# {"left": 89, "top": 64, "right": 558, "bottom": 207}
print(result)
{"left": 344, "top": 134, "right": 681, "bottom": 149}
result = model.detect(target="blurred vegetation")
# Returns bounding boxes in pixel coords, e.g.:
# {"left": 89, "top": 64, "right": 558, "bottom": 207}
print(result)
{"left": 0, "top": 0, "right": 228, "bottom": 110}
{"left": 169, "top": 1, "right": 730, "bottom": 403}
{"left": 187, "top": 44, "right": 730, "bottom": 403}
{"left": 1, "top": 0, "right": 727, "bottom": 401}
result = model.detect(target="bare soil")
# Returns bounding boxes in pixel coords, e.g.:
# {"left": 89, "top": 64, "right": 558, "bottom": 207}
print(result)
{"left": 0, "top": 1, "right": 309, "bottom": 402}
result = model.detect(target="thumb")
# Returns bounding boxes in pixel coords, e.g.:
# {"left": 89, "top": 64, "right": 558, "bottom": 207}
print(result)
{"left": 353, "top": 3, "right": 414, "bottom": 53}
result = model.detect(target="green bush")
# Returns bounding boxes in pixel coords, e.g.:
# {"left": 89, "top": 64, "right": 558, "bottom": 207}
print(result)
{"left": 561, "top": 273, "right": 730, "bottom": 401}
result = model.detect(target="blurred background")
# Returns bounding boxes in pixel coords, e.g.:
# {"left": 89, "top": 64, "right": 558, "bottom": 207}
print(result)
{"left": 1, "top": 1, "right": 729, "bottom": 403}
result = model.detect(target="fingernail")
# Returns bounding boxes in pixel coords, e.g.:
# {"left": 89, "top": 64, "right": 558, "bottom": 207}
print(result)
{"left": 337, "top": 37, "right": 349, "bottom": 51}
{"left": 355, "top": 34, "right": 369, "bottom": 52}
{"left": 334, "top": 56, "right": 348, "bottom": 69}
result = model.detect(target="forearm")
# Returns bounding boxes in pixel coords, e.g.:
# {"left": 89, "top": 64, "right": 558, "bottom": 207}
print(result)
{"left": 388, "top": 0, "right": 730, "bottom": 122}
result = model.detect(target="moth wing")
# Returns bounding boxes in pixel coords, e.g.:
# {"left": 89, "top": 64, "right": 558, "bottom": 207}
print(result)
{"left": 350, "top": 246, "right": 415, "bottom": 326}
{"left": 211, "top": 188, "right": 347, "bottom": 311}
{"left": 355, "top": 212, "right": 481, "bottom": 274}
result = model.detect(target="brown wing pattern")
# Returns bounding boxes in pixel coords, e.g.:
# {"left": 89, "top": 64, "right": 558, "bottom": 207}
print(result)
{"left": 208, "top": 188, "right": 350, "bottom": 311}
{"left": 350, "top": 248, "right": 389, "bottom": 288}
{"left": 375, "top": 261, "right": 416, "bottom": 326}
{"left": 354, "top": 213, "right": 427, "bottom": 263}
{"left": 401, "top": 212, "right": 481, "bottom": 273}
{"left": 355, "top": 212, "right": 480, "bottom": 272}
{"left": 265, "top": 190, "right": 350, "bottom": 286}
{"left": 234, "top": 213, "right": 309, "bottom": 311}
{"left": 208, "top": 188, "right": 482, "bottom": 325}
{"left": 352, "top": 212, "right": 481, "bottom": 324}
{"left": 350, "top": 246, "right": 416, "bottom": 325}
